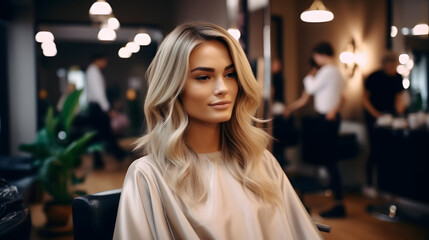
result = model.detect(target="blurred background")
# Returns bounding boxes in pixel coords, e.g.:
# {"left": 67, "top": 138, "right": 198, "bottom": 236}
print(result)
{"left": 0, "top": 0, "right": 428, "bottom": 239}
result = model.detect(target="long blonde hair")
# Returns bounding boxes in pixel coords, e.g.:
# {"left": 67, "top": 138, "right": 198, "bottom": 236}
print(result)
{"left": 136, "top": 22, "right": 280, "bottom": 204}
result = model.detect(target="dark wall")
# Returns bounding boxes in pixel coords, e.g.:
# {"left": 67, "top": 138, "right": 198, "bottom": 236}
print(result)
{"left": 0, "top": 22, "right": 10, "bottom": 155}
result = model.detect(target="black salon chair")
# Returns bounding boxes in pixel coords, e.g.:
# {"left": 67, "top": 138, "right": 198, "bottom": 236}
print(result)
{"left": 72, "top": 188, "right": 330, "bottom": 239}
{"left": 72, "top": 188, "right": 121, "bottom": 240}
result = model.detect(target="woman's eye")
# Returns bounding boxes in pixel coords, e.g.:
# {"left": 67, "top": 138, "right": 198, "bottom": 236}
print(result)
{"left": 195, "top": 75, "right": 209, "bottom": 81}
{"left": 225, "top": 72, "right": 237, "bottom": 79}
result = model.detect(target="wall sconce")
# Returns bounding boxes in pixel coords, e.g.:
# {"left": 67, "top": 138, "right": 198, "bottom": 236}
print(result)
{"left": 300, "top": 0, "right": 334, "bottom": 23}
{"left": 339, "top": 39, "right": 358, "bottom": 78}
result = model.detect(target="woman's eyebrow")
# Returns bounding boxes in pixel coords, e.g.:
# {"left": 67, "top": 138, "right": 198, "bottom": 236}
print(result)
{"left": 190, "top": 64, "right": 235, "bottom": 73}
{"left": 225, "top": 64, "right": 235, "bottom": 71}
{"left": 190, "top": 67, "right": 214, "bottom": 72}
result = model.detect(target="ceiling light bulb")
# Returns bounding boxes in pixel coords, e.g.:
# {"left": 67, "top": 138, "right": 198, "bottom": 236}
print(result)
{"left": 134, "top": 33, "right": 152, "bottom": 46}
{"left": 108, "top": 17, "right": 120, "bottom": 30}
{"left": 41, "top": 41, "right": 56, "bottom": 51}
{"left": 126, "top": 42, "right": 140, "bottom": 53}
{"left": 412, "top": 23, "right": 429, "bottom": 35}
{"left": 43, "top": 46, "right": 57, "bottom": 57}
{"left": 89, "top": 0, "right": 112, "bottom": 15}
{"left": 118, "top": 47, "right": 131, "bottom": 58}
{"left": 35, "top": 31, "right": 54, "bottom": 43}
{"left": 300, "top": 0, "right": 334, "bottom": 23}
{"left": 398, "top": 54, "right": 409, "bottom": 65}
{"left": 97, "top": 27, "right": 116, "bottom": 41}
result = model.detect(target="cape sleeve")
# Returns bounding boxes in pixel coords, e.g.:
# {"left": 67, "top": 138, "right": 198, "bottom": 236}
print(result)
{"left": 264, "top": 150, "right": 324, "bottom": 239}
{"left": 113, "top": 159, "right": 173, "bottom": 240}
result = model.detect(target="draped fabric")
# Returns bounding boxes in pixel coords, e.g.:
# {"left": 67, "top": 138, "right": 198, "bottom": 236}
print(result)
{"left": 113, "top": 150, "right": 323, "bottom": 240}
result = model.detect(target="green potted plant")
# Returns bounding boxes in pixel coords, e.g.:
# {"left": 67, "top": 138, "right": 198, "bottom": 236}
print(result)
{"left": 19, "top": 89, "right": 102, "bottom": 228}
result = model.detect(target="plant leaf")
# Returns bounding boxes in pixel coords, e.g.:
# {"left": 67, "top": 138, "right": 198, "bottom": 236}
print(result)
{"left": 60, "top": 89, "right": 82, "bottom": 134}
{"left": 44, "top": 107, "right": 59, "bottom": 143}
{"left": 59, "top": 131, "right": 96, "bottom": 167}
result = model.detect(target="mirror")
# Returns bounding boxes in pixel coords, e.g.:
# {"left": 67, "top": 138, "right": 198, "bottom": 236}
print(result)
{"left": 391, "top": 0, "right": 429, "bottom": 111}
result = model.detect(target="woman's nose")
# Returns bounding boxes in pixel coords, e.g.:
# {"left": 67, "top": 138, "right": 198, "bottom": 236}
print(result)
{"left": 213, "top": 76, "right": 228, "bottom": 95}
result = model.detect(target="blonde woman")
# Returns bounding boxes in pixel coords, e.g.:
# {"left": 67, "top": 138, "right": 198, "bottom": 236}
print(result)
{"left": 113, "top": 22, "right": 322, "bottom": 240}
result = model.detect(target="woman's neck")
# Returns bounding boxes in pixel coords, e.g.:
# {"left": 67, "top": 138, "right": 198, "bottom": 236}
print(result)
{"left": 186, "top": 120, "right": 221, "bottom": 154}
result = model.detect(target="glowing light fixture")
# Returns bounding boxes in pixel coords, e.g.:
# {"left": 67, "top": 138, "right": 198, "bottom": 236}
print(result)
{"left": 43, "top": 46, "right": 57, "bottom": 57}
{"left": 125, "top": 42, "right": 140, "bottom": 53}
{"left": 412, "top": 23, "right": 429, "bottom": 35}
{"left": 399, "top": 54, "right": 409, "bottom": 65}
{"left": 390, "top": 26, "right": 398, "bottom": 38}
{"left": 134, "top": 33, "right": 151, "bottom": 46}
{"left": 339, "top": 51, "right": 355, "bottom": 64}
{"left": 227, "top": 28, "right": 241, "bottom": 40}
{"left": 300, "top": 0, "right": 334, "bottom": 23}
{"left": 97, "top": 27, "right": 116, "bottom": 41}
{"left": 396, "top": 65, "right": 409, "bottom": 76}
{"left": 89, "top": 0, "right": 112, "bottom": 15}
{"left": 41, "top": 41, "right": 56, "bottom": 51}
{"left": 107, "top": 17, "right": 120, "bottom": 30}
{"left": 402, "top": 78, "right": 410, "bottom": 89}
{"left": 118, "top": 47, "right": 131, "bottom": 58}
{"left": 35, "top": 31, "right": 54, "bottom": 43}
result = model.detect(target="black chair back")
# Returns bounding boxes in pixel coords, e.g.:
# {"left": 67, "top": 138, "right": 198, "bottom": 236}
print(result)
{"left": 72, "top": 189, "right": 121, "bottom": 240}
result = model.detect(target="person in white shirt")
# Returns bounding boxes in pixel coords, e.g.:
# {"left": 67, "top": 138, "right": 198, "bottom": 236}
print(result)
{"left": 285, "top": 42, "right": 346, "bottom": 218}
{"left": 86, "top": 54, "right": 110, "bottom": 112}
{"left": 83, "top": 53, "right": 127, "bottom": 166}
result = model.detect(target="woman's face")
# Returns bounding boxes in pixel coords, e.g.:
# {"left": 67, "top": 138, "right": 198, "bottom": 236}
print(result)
{"left": 181, "top": 40, "right": 239, "bottom": 125}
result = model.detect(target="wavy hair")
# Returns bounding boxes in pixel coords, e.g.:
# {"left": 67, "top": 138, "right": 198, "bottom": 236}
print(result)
{"left": 136, "top": 22, "right": 280, "bottom": 204}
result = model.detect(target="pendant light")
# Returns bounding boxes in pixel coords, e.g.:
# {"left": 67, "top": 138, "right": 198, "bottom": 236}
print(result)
{"left": 300, "top": 0, "right": 334, "bottom": 23}
{"left": 89, "top": 0, "right": 112, "bottom": 16}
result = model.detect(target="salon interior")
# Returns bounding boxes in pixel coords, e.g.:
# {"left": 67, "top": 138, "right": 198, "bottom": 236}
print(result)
{"left": 0, "top": 0, "right": 429, "bottom": 239}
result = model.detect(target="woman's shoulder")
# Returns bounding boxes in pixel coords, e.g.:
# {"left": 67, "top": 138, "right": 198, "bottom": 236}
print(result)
{"left": 261, "top": 149, "right": 283, "bottom": 177}
{"left": 126, "top": 155, "right": 161, "bottom": 176}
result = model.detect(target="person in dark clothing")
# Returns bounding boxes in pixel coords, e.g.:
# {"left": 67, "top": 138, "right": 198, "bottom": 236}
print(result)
{"left": 271, "top": 58, "right": 295, "bottom": 168}
{"left": 363, "top": 52, "right": 404, "bottom": 194}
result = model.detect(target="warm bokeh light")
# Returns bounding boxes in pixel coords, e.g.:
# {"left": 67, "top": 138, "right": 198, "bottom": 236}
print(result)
{"left": 107, "top": 17, "right": 120, "bottom": 30}
{"left": 396, "top": 65, "right": 409, "bottom": 76}
{"left": 118, "top": 47, "right": 131, "bottom": 58}
{"left": 227, "top": 28, "right": 241, "bottom": 40}
{"left": 412, "top": 23, "right": 429, "bottom": 35}
{"left": 406, "top": 59, "right": 414, "bottom": 70}
{"left": 390, "top": 26, "right": 398, "bottom": 37}
{"left": 126, "top": 88, "right": 137, "bottom": 101}
{"left": 39, "top": 89, "right": 48, "bottom": 99}
{"left": 89, "top": 0, "right": 112, "bottom": 15}
{"left": 402, "top": 78, "right": 410, "bottom": 89}
{"left": 97, "top": 27, "right": 116, "bottom": 41}
{"left": 134, "top": 33, "right": 151, "bottom": 46}
{"left": 35, "top": 31, "right": 54, "bottom": 43}
{"left": 125, "top": 42, "right": 140, "bottom": 53}
{"left": 300, "top": 10, "right": 334, "bottom": 23}
{"left": 339, "top": 51, "right": 355, "bottom": 64}
{"left": 398, "top": 54, "right": 409, "bottom": 65}
{"left": 43, "top": 47, "right": 57, "bottom": 57}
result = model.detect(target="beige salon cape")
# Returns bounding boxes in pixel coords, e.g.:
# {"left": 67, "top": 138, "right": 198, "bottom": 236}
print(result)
{"left": 113, "top": 150, "right": 323, "bottom": 240}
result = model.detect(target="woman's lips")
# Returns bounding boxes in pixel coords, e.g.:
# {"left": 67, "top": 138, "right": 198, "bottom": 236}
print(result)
{"left": 209, "top": 101, "right": 231, "bottom": 109}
